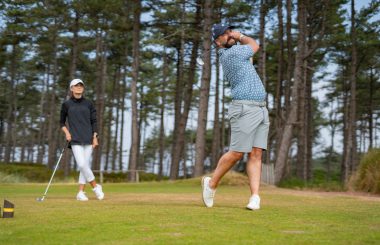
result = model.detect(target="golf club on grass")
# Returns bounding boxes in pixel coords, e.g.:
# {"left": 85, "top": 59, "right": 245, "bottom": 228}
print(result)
{"left": 36, "top": 141, "right": 70, "bottom": 202}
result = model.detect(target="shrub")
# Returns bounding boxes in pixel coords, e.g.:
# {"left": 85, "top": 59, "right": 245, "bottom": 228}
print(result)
{"left": 353, "top": 148, "right": 380, "bottom": 194}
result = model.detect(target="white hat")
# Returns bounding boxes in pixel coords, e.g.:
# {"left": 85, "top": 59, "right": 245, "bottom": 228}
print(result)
{"left": 70, "top": 79, "right": 84, "bottom": 87}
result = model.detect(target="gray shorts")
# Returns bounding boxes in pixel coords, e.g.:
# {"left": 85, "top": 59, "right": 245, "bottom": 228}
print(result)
{"left": 228, "top": 100, "right": 270, "bottom": 152}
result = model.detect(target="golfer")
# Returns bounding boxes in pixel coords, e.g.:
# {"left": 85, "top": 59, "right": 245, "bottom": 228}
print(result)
{"left": 202, "top": 24, "right": 269, "bottom": 210}
{"left": 60, "top": 79, "right": 105, "bottom": 201}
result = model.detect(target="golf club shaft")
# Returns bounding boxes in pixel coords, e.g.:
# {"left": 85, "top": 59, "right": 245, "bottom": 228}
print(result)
{"left": 42, "top": 142, "right": 68, "bottom": 196}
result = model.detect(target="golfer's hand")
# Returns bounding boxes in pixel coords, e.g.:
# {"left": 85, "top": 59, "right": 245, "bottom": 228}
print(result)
{"left": 92, "top": 137, "right": 99, "bottom": 148}
{"left": 65, "top": 133, "right": 72, "bottom": 142}
{"left": 229, "top": 31, "right": 241, "bottom": 41}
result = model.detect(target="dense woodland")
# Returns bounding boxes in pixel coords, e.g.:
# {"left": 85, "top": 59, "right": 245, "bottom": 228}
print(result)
{"left": 0, "top": 0, "right": 379, "bottom": 185}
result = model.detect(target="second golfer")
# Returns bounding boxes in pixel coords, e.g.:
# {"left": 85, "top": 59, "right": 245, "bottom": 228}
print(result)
{"left": 60, "top": 79, "right": 105, "bottom": 201}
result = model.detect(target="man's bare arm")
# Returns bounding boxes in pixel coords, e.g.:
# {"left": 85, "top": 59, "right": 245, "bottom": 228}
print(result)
{"left": 230, "top": 31, "right": 260, "bottom": 53}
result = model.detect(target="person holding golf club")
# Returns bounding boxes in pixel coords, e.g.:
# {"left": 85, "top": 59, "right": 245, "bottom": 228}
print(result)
{"left": 60, "top": 79, "right": 105, "bottom": 201}
{"left": 202, "top": 24, "right": 269, "bottom": 210}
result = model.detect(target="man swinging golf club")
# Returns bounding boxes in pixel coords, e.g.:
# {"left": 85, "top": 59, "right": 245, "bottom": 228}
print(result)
{"left": 202, "top": 24, "right": 269, "bottom": 210}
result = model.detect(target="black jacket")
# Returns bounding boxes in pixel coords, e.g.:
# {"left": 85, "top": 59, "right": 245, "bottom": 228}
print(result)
{"left": 60, "top": 97, "right": 97, "bottom": 145}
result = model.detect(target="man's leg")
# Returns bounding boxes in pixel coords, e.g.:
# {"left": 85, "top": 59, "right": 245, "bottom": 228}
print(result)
{"left": 246, "top": 147, "right": 263, "bottom": 210}
{"left": 209, "top": 150, "right": 244, "bottom": 189}
{"left": 202, "top": 150, "right": 243, "bottom": 207}
{"left": 246, "top": 147, "right": 263, "bottom": 195}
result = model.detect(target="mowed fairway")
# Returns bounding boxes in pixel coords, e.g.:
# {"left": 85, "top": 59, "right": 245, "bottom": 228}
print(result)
{"left": 0, "top": 180, "right": 379, "bottom": 245}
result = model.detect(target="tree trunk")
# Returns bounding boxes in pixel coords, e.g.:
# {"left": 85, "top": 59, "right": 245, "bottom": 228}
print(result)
{"left": 128, "top": 0, "right": 141, "bottom": 182}
{"left": 119, "top": 24, "right": 130, "bottom": 170}
{"left": 4, "top": 43, "right": 17, "bottom": 164}
{"left": 194, "top": 0, "right": 213, "bottom": 177}
{"left": 169, "top": 1, "right": 186, "bottom": 180}
{"left": 275, "top": 0, "right": 285, "bottom": 138}
{"left": 296, "top": 57, "right": 307, "bottom": 180}
{"left": 112, "top": 68, "right": 121, "bottom": 170}
{"left": 274, "top": 0, "right": 285, "bottom": 169}
{"left": 326, "top": 103, "right": 337, "bottom": 181}
{"left": 63, "top": 11, "right": 80, "bottom": 176}
{"left": 94, "top": 20, "right": 108, "bottom": 172}
{"left": 105, "top": 102, "right": 113, "bottom": 170}
{"left": 221, "top": 70, "right": 226, "bottom": 155}
{"left": 368, "top": 67, "right": 374, "bottom": 149}
{"left": 111, "top": 68, "right": 121, "bottom": 170}
{"left": 285, "top": 0, "right": 293, "bottom": 111}
{"left": 20, "top": 119, "right": 27, "bottom": 162}
{"left": 47, "top": 34, "right": 58, "bottom": 169}
{"left": 137, "top": 86, "right": 144, "bottom": 170}
{"left": 119, "top": 77, "right": 126, "bottom": 170}
{"left": 169, "top": 0, "right": 201, "bottom": 179}
{"left": 342, "top": 0, "right": 358, "bottom": 183}
{"left": 305, "top": 63, "right": 313, "bottom": 181}
{"left": 211, "top": 51, "right": 221, "bottom": 169}
{"left": 158, "top": 50, "right": 168, "bottom": 180}
{"left": 258, "top": 0, "right": 267, "bottom": 88}
{"left": 274, "top": 0, "right": 307, "bottom": 185}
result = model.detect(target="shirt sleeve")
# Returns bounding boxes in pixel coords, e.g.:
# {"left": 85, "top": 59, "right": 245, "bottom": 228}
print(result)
{"left": 232, "top": 44, "right": 254, "bottom": 60}
{"left": 60, "top": 102, "right": 68, "bottom": 128}
{"left": 89, "top": 101, "right": 98, "bottom": 134}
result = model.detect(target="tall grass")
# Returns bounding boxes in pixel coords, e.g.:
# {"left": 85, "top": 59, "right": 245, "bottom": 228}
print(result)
{"left": 352, "top": 148, "right": 380, "bottom": 194}
{"left": 0, "top": 171, "right": 28, "bottom": 183}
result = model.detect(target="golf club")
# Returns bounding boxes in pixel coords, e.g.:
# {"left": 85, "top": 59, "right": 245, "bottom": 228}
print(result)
{"left": 36, "top": 141, "right": 70, "bottom": 202}
{"left": 197, "top": 46, "right": 216, "bottom": 66}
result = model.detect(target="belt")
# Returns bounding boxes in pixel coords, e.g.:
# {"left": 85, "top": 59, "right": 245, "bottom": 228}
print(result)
{"left": 232, "top": 100, "right": 266, "bottom": 107}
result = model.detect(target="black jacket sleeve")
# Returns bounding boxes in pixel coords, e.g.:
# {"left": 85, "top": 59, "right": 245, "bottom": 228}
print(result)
{"left": 90, "top": 102, "right": 98, "bottom": 134}
{"left": 60, "top": 102, "right": 68, "bottom": 128}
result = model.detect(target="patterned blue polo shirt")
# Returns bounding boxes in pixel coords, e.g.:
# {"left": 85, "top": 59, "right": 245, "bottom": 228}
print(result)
{"left": 219, "top": 44, "right": 266, "bottom": 101}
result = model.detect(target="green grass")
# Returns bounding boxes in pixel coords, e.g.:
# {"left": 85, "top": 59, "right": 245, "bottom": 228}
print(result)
{"left": 0, "top": 180, "right": 379, "bottom": 245}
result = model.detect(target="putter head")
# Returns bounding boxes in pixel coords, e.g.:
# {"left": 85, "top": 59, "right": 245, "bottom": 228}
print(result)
{"left": 36, "top": 196, "right": 45, "bottom": 202}
{"left": 196, "top": 57, "right": 204, "bottom": 66}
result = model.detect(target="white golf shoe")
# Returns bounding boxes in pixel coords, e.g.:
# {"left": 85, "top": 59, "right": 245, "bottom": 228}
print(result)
{"left": 202, "top": 176, "right": 215, "bottom": 208}
{"left": 76, "top": 191, "right": 89, "bottom": 201}
{"left": 246, "top": 194, "right": 260, "bottom": 210}
{"left": 93, "top": 184, "right": 104, "bottom": 200}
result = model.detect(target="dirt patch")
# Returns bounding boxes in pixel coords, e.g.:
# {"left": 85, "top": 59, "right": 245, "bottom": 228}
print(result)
{"left": 267, "top": 186, "right": 380, "bottom": 202}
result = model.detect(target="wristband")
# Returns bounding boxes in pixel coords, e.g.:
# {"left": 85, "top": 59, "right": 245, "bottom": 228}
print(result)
{"left": 239, "top": 34, "right": 245, "bottom": 42}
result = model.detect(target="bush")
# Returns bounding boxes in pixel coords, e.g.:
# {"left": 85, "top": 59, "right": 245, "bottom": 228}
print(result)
{"left": 353, "top": 148, "right": 380, "bottom": 194}
{"left": 278, "top": 169, "right": 344, "bottom": 191}
{"left": 0, "top": 162, "right": 170, "bottom": 183}
{"left": 101, "top": 171, "right": 169, "bottom": 183}
{"left": 0, "top": 162, "right": 76, "bottom": 183}
{"left": 0, "top": 171, "right": 28, "bottom": 183}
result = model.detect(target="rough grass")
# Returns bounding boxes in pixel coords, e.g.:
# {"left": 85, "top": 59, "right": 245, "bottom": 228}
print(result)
{"left": 0, "top": 162, "right": 168, "bottom": 183}
{"left": 0, "top": 178, "right": 379, "bottom": 245}
{"left": 350, "top": 148, "right": 380, "bottom": 194}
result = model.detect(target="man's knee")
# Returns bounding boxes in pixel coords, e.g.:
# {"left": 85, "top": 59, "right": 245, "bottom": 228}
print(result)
{"left": 248, "top": 148, "right": 263, "bottom": 161}
{"left": 229, "top": 151, "right": 244, "bottom": 161}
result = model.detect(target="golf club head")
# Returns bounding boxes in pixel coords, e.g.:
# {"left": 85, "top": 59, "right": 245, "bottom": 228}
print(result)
{"left": 36, "top": 196, "right": 45, "bottom": 202}
{"left": 196, "top": 57, "right": 204, "bottom": 66}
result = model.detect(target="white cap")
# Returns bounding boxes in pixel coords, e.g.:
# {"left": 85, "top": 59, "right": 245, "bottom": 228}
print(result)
{"left": 70, "top": 79, "right": 84, "bottom": 87}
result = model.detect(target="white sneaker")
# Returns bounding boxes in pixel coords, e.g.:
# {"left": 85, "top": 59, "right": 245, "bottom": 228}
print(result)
{"left": 246, "top": 194, "right": 260, "bottom": 210}
{"left": 202, "top": 176, "right": 216, "bottom": 208}
{"left": 93, "top": 184, "right": 104, "bottom": 200}
{"left": 76, "top": 191, "right": 89, "bottom": 201}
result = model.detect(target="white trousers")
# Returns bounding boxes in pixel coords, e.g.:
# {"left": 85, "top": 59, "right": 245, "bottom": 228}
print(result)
{"left": 71, "top": 145, "right": 95, "bottom": 185}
